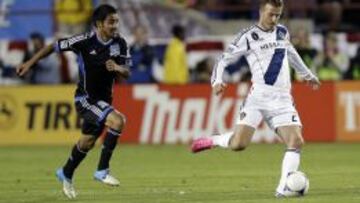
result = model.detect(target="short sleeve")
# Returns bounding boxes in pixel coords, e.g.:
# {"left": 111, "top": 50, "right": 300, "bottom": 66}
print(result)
{"left": 114, "top": 38, "right": 132, "bottom": 66}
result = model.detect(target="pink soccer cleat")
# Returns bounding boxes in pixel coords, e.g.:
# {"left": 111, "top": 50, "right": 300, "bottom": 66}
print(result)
{"left": 191, "top": 137, "right": 214, "bottom": 153}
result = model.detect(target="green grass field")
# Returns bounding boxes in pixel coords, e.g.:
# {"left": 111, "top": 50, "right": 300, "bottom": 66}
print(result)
{"left": 0, "top": 143, "right": 359, "bottom": 203}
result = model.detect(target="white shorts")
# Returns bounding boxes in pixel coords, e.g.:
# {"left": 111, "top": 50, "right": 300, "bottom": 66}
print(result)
{"left": 236, "top": 84, "right": 302, "bottom": 130}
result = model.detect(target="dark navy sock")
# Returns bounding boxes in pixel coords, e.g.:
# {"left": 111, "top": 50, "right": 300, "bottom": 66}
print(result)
{"left": 97, "top": 128, "right": 121, "bottom": 171}
{"left": 63, "top": 143, "right": 88, "bottom": 179}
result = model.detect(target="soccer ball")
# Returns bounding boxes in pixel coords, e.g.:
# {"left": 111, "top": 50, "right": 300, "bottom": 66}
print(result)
{"left": 285, "top": 171, "right": 309, "bottom": 196}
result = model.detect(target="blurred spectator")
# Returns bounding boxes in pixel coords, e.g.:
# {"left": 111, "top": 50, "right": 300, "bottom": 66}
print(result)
{"left": 192, "top": 57, "right": 214, "bottom": 83}
{"left": 344, "top": 47, "right": 360, "bottom": 80}
{"left": 0, "top": 59, "right": 16, "bottom": 79}
{"left": 291, "top": 28, "right": 318, "bottom": 81}
{"left": 54, "top": 0, "right": 93, "bottom": 36}
{"left": 166, "top": 0, "right": 197, "bottom": 7}
{"left": 128, "top": 25, "right": 156, "bottom": 83}
{"left": 23, "top": 32, "right": 61, "bottom": 84}
{"left": 286, "top": 0, "right": 316, "bottom": 18}
{"left": 201, "top": 0, "right": 253, "bottom": 19}
{"left": 316, "top": 0, "right": 343, "bottom": 31}
{"left": 316, "top": 32, "right": 349, "bottom": 81}
{"left": 0, "top": 59, "right": 6, "bottom": 78}
{"left": 0, "top": 41, "right": 27, "bottom": 84}
{"left": 163, "top": 25, "right": 189, "bottom": 84}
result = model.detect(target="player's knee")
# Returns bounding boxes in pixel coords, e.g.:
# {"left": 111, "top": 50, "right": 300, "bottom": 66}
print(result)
{"left": 78, "top": 137, "right": 96, "bottom": 151}
{"left": 110, "top": 113, "right": 126, "bottom": 131}
{"left": 87, "top": 140, "right": 96, "bottom": 149}
{"left": 289, "top": 135, "right": 304, "bottom": 149}
{"left": 294, "top": 138, "right": 304, "bottom": 149}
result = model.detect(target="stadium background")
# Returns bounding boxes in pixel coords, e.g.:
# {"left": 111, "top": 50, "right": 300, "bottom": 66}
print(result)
{"left": 0, "top": 0, "right": 359, "bottom": 144}
{"left": 0, "top": 1, "right": 359, "bottom": 203}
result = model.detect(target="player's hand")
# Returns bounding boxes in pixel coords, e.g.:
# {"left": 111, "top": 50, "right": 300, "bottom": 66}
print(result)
{"left": 16, "top": 61, "right": 33, "bottom": 77}
{"left": 307, "top": 77, "right": 321, "bottom": 90}
{"left": 213, "top": 83, "right": 227, "bottom": 95}
{"left": 105, "top": 59, "right": 118, "bottom": 71}
{"left": 116, "top": 66, "right": 130, "bottom": 79}
{"left": 106, "top": 60, "right": 130, "bottom": 78}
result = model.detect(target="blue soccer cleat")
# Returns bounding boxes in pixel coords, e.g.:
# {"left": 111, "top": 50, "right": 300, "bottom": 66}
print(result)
{"left": 56, "top": 168, "right": 77, "bottom": 199}
{"left": 94, "top": 169, "right": 120, "bottom": 186}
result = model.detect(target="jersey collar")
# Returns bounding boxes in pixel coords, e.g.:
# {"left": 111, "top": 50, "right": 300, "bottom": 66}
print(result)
{"left": 255, "top": 24, "right": 274, "bottom": 33}
{"left": 96, "top": 32, "right": 113, "bottom": 45}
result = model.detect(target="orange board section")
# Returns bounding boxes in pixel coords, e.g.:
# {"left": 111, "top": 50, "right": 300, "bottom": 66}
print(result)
{"left": 335, "top": 81, "right": 360, "bottom": 141}
{"left": 292, "top": 82, "right": 336, "bottom": 142}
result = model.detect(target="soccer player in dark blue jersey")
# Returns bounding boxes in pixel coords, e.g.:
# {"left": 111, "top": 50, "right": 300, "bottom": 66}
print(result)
{"left": 17, "top": 4, "right": 130, "bottom": 199}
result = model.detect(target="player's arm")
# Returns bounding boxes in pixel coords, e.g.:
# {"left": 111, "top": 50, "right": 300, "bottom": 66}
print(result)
{"left": 16, "top": 43, "right": 55, "bottom": 76}
{"left": 287, "top": 45, "right": 321, "bottom": 90}
{"left": 107, "top": 39, "right": 132, "bottom": 80}
{"left": 212, "top": 34, "right": 249, "bottom": 95}
{"left": 17, "top": 33, "right": 88, "bottom": 77}
{"left": 283, "top": 26, "right": 320, "bottom": 89}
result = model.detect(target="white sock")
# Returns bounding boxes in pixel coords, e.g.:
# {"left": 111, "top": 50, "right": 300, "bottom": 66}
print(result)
{"left": 276, "top": 149, "right": 301, "bottom": 193}
{"left": 211, "top": 132, "right": 233, "bottom": 148}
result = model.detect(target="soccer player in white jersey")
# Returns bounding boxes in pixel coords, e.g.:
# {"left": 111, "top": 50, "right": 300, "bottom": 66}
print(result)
{"left": 191, "top": 0, "right": 320, "bottom": 197}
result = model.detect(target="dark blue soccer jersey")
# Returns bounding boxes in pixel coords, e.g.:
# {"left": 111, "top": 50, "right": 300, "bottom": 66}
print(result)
{"left": 55, "top": 32, "right": 130, "bottom": 103}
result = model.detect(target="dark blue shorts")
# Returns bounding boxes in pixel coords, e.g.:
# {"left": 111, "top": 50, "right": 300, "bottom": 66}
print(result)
{"left": 75, "top": 96, "right": 114, "bottom": 137}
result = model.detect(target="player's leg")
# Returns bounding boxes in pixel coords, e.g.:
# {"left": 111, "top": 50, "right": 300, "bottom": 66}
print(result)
{"left": 192, "top": 106, "right": 261, "bottom": 153}
{"left": 213, "top": 124, "right": 255, "bottom": 150}
{"left": 191, "top": 124, "right": 255, "bottom": 153}
{"left": 275, "top": 125, "right": 304, "bottom": 195}
{"left": 56, "top": 97, "right": 109, "bottom": 198}
{"left": 271, "top": 112, "right": 304, "bottom": 196}
{"left": 56, "top": 122, "right": 103, "bottom": 199}
{"left": 97, "top": 111, "right": 125, "bottom": 171}
{"left": 94, "top": 110, "right": 125, "bottom": 186}
{"left": 62, "top": 133, "right": 98, "bottom": 180}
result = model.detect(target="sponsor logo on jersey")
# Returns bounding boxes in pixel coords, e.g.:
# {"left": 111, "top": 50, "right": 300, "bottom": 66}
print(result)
{"left": 260, "top": 42, "right": 281, "bottom": 50}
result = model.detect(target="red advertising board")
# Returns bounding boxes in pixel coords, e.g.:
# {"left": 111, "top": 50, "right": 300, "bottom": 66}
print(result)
{"left": 113, "top": 83, "right": 336, "bottom": 144}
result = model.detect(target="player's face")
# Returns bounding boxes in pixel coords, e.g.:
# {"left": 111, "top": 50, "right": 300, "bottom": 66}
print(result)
{"left": 259, "top": 4, "right": 283, "bottom": 30}
{"left": 99, "top": 13, "right": 119, "bottom": 38}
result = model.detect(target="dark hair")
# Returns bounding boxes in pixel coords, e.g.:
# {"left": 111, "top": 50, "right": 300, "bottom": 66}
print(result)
{"left": 30, "top": 32, "right": 44, "bottom": 43}
{"left": 92, "top": 4, "right": 117, "bottom": 27}
{"left": 260, "top": 0, "right": 283, "bottom": 8}
{"left": 172, "top": 24, "right": 185, "bottom": 38}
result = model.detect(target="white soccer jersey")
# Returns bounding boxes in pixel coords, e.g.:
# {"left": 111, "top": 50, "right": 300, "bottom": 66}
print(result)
{"left": 211, "top": 24, "right": 316, "bottom": 90}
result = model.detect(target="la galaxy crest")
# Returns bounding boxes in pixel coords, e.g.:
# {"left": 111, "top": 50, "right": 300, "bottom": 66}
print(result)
{"left": 251, "top": 32, "right": 259, "bottom": 41}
